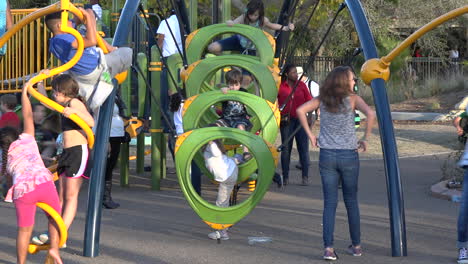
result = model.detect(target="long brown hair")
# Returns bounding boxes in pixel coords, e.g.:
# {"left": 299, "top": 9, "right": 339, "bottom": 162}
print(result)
{"left": 319, "top": 66, "right": 353, "bottom": 113}
{"left": 52, "top": 74, "right": 84, "bottom": 102}
{"left": 0, "top": 127, "right": 19, "bottom": 187}
{"left": 244, "top": 0, "right": 265, "bottom": 27}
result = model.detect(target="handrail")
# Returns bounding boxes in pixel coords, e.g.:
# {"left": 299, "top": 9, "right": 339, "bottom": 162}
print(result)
{"left": 360, "top": 5, "right": 468, "bottom": 85}
{"left": 1, "top": 0, "right": 107, "bottom": 148}
{"left": 0, "top": 0, "right": 121, "bottom": 148}
{"left": 28, "top": 202, "right": 68, "bottom": 254}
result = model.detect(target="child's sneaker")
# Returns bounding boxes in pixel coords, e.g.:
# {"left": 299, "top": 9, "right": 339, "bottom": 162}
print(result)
{"left": 323, "top": 248, "right": 338, "bottom": 260}
{"left": 31, "top": 235, "right": 44, "bottom": 245}
{"left": 347, "top": 245, "right": 362, "bottom": 256}
{"left": 242, "top": 152, "right": 252, "bottom": 161}
{"left": 458, "top": 248, "right": 468, "bottom": 264}
{"left": 39, "top": 232, "right": 49, "bottom": 244}
{"left": 208, "top": 230, "right": 229, "bottom": 240}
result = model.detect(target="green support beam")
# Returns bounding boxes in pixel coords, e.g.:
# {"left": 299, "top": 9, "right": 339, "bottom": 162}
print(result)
{"left": 119, "top": 70, "right": 131, "bottom": 187}
{"left": 136, "top": 53, "right": 147, "bottom": 175}
{"left": 150, "top": 46, "right": 163, "bottom": 190}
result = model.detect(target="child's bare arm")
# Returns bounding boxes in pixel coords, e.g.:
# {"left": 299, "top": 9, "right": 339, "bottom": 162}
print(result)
{"left": 454, "top": 116, "right": 464, "bottom": 135}
{"left": 71, "top": 8, "right": 97, "bottom": 48}
{"left": 226, "top": 15, "right": 244, "bottom": 26}
{"left": 21, "top": 84, "right": 35, "bottom": 136}
{"left": 263, "top": 17, "right": 294, "bottom": 31}
{"left": 63, "top": 99, "right": 95, "bottom": 127}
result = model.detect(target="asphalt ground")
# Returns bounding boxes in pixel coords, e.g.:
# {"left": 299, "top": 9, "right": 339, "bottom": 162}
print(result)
{"left": 0, "top": 153, "right": 461, "bottom": 264}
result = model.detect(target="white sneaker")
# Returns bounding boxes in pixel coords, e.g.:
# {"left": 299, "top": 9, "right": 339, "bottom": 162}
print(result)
{"left": 39, "top": 233, "right": 49, "bottom": 244}
{"left": 208, "top": 230, "right": 229, "bottom": 240}
{"left": 31, "top": 236, "right": 44, "bottom": 245}
{"left": 459, "top": 248, "right": 468, "bottom": 264}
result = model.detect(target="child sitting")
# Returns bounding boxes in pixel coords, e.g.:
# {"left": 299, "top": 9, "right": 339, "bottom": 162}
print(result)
{"left": 0, "top": 94, "right": 20, "bottom": 130}
{"left": 44, "top": 8, "right": 132, "bottom": 111}
{"left": 202, "top": 135, "right": 240, "bottom": 240}
{"left": 218, "top": 69, "right": 252, "bottom": 160}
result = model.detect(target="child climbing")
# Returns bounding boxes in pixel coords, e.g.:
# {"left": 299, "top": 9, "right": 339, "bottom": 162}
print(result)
{"left": 202, "top": 135, "right": 240, "bottom": 240}
{"left": 44, "top": 8, "right": 132, "bottom": 111}
{"left": 0, "top": 83, "right": 63, "bottom": 264}
{"left": 32, "top": 74, "right": 94, "bottom": 247}
{"left": 207, "top": 0, "right": 294, "bottom": 56}
{"left": 218, "top": 69, "right": 252, "bottom": 161}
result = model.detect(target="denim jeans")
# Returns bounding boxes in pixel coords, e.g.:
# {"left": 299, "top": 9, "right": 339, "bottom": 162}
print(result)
{"left": 319, "top": 148, "right": 361, "bottom": 248}
{"left": 280, "top": 117, "right": 310, "bottom": 179}
{"left": 457, "top": 169, "right": 468, "bottom": 248}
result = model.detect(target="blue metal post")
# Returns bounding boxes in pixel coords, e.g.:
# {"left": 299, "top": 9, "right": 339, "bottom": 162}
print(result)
{"left": 345, "top": 0, "right": 407, "bottom": 257}
{"left": 83, "top": 84, "right": 117, "bottom": 257}
{"left": 83, "top": 0, "right": 141, "bottom": 257}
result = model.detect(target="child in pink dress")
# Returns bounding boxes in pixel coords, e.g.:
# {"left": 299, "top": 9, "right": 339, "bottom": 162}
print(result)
{"left": 1, "top": 84, "right": 63, "bottom": 264}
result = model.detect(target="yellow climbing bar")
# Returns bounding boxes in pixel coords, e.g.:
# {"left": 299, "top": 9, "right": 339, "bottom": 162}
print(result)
{"left": 383, "top": 6, "right": 468, "bottom": 65}
{"left": 26, "top": 85, "right": 95, "bottom": 148}
{"left": 361, "top": 5, "right": 468, "bottom": 85}
{"left": 0, "top": 3, "right": 61, "bottom": 48}
{"left": 24, "top": 4, "right": 95, "bottom": 148}
{"left": 28, "top": 202, "right": 67, "bottom": 254}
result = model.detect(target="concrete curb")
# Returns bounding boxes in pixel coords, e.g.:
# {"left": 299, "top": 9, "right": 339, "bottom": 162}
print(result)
{"left": 430, "top": 180, "right": 462, "bottom": 202}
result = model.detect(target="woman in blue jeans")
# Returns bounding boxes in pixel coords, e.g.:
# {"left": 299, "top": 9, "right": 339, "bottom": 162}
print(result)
{"left": 296, "top": 66, "right": 376, "bottom": 260}
{"left": 456, "top": 119, "right": 468, "bottom": 263}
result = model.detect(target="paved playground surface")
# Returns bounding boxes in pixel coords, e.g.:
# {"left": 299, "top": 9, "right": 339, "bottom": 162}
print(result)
{"left": 0, "top": 122, "right": 462, "bottom": 264}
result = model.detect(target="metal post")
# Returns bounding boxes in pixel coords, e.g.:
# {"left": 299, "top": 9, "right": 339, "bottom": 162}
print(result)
{"left": 120, "top": 71, "right": 131, "bottom": 187}
{"left": 221, "top": 0, "right": 231, "bottom": 23}
{"left": 136, "top": 53, "right": 147, "bottom": 175}
{"left": 83, "top": 84, "right": 117, "bottom": 257}
{"left": 83, "top": 0, "right": 141, "bottom": 257}
{"left": 345, "top": 0, "right": 407, "bottom": 257}
{"left": 212, "top": 0, "right": 219, "bottom": 24}
{"left": 189, "top": 0, "right": 198, "bottom": 31}
{"left": 274, "top": 0, "right": 292, "bottom": 58}
{"left": 150, "top": 45, "right": 163, "bottom": 190}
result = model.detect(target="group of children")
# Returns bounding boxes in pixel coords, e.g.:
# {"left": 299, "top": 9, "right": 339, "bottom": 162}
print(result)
{"left": 0, "top": 6, "right": 132, "bottom": 263}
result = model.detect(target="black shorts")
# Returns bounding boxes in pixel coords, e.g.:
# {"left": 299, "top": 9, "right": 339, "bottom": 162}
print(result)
{"left": 57, "top": 144, "right": 89, "bottom": 178}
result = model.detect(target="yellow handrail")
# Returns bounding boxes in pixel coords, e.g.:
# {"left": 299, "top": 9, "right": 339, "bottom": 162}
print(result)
{"left": 24, "top": 0, "right": 95, "bottom": 148}
{"left": 1, "top": 1, "right": 117, "bottom": 149}
{"left": 28, "top": 202, "right": 68, "bottom": 254}
{"left": 360, "top": 5, "right": 468, "bottom": 85}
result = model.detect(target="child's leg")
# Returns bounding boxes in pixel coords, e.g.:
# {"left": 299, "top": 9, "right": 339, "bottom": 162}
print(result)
{"left": 47, "top": 217, "right": 63, "bottom": 264}
{"left": 216, "top": 168, "right": 238, "bottom": 207}
{"left": 14, "top": 192, "right": 38, "bottom": 264}
{"left": 17, "top": 226, "right": 34, "bottom": 264}
{"left": 41, "top": 182, "right": 63, "bottom": 263}
{"left": 208, "top": 35, "right": 242, "bottom": 55}
{"left": 236, "top": 124, "right": 251, "bottom": 157}
{"left": 61, "top": 177, "right": 83, "bottom": 229}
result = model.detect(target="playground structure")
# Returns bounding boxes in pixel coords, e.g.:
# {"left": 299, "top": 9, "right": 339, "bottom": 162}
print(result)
{"left": 0, "top": 0, "right": 467, "bottom": 260}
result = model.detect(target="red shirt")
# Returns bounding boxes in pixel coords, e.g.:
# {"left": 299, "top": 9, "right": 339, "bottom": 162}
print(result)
{"left": 0, "top": 111, "right": 20, "bottom": 130}
{"left": 277, "top": 80, "right": 312, "bottom": 118}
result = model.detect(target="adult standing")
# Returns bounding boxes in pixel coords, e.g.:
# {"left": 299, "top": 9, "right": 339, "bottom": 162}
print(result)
{"left": 277, "top": 64, "right": 312, "bottom": 186}
{"left": 90, "top": 0, "right": 102, "bottom": 20}
{"left": 156, "top": 10, "right": 183, "bottom": 128}
{"left": 296, "top": 66, "right": 376, "bottom": 260}
{"left": 297, "top": 66, "right": 320, "bottom": 98}
{"left": 0, "top": 0, "right": 13, "bottom": 59}
{"left": 102, "top": 103, "right": 124, "bottom": 209}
